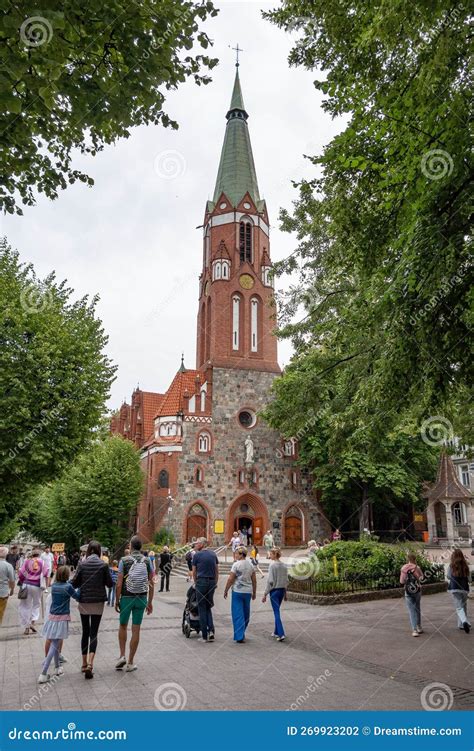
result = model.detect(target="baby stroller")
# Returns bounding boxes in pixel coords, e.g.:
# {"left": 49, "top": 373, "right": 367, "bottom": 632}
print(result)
{"left": 182, "top": 585, "right": 201, "bottom": 638}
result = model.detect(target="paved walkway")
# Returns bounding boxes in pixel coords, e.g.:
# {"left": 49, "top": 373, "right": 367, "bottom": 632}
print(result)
{"left": 0, "top": 573, "right": 472, "bottom": 712}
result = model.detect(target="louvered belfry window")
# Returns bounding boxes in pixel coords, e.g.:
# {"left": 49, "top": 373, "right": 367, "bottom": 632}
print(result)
{"left": 239, "top": 221, "right": 252, "bottom": 263}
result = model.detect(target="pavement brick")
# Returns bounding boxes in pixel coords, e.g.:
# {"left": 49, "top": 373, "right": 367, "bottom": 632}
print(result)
{"left": 0, "top": 572, "right": 472, "bottom": 711}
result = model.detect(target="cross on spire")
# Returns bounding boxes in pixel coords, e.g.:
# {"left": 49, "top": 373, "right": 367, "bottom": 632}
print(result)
{"left": 230, "top": 43, "right": 243, "bottom": 67}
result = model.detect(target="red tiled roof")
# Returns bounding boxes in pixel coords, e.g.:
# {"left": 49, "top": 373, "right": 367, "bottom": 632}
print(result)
{"left": 426, "top": 452, "right": 472, "bottom": 501}
{"left": 141, "top": 391, "right": 165, "bottom": 440}
{"left": 155, "top": 369, "right": 202, "bottom": 417}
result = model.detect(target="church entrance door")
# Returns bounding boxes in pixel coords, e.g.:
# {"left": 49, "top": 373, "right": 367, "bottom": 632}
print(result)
{"left": 285, "top": 515, "right": 303, "bottom": 546}
{"left": 186, "top": 514, "right": 207, "bottom": 541}
{"left": 253, "top": 517, "right": 263, "bottom": 546}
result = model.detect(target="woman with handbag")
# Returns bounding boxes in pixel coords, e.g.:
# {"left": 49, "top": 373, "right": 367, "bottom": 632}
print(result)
{"left": 71, "top": 541, "right": 112, "bottom": 679}
{"left": 17, "top": 548, "right": 49, "bottom": 635}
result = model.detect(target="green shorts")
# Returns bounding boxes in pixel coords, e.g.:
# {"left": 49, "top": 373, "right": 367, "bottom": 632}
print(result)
{"left": 118, "top": 596, "right": 147, "bottom": 626}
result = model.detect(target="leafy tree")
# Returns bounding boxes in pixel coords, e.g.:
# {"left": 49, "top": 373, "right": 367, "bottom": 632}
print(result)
{"left": 264, "top": 349, "right": 439, "bottom": 533}
{"left": 1, "top": 0, "right": 218, "bottom": 214}
{"left": 22, "top": 435, "right": 143, "bottom": 551}
{"left": 0, "top": 238, "right": 115, "bottom": 536}
{"left": 265, "top": 0, "right": 472, "bottom": 441}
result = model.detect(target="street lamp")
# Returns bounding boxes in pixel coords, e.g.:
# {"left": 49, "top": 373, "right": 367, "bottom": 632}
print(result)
{"left": 166, "top": 490, "right": 174, "bottom": 545}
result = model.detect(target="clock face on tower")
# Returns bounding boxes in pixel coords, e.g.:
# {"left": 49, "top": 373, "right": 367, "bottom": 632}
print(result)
{"left": 239, "top": 273, "right": 255, "bottom": 290}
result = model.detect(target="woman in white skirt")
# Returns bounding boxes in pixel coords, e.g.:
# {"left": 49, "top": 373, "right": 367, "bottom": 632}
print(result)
{"left": 17, "top": 549, "right": 49, "bottom": 635}
{"left": 38, "top": 566, "right": 80, "bottom": 683}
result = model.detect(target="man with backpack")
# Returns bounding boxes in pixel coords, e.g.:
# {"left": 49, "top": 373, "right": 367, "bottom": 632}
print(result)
{"left": 115, "top": 536, "right": 154, "bottom": 672}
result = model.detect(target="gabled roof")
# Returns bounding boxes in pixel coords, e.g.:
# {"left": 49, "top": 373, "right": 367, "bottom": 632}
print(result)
{"left": 155, "top": 368, "right": 202, "bottom": 418}
{"left": 215, "top": 240, "right": 231, "bottom": 260}
{"left": 426, "top": 452, "right": 472, "bottom": 502}
{"left": 212, "top": 67, "right": 261, "bottom": 208}
{"left": 140, "top": 392, "right": 165, "bottom": 439}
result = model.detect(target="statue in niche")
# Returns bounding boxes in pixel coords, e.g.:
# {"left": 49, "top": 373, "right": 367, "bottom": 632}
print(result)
{"left": 244, "top": 435, "right": 254, "bottom": 464}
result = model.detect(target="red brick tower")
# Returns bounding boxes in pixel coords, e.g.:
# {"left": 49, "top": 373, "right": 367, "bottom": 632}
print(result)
{"left": 196, "top": 66, "right": 280, "bottom": 374}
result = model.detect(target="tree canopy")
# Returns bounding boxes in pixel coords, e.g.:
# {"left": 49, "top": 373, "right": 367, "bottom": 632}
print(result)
{"left": 264, "top": 0, "right": 472, "bottom": 445}
{"left": 0, "top": 238, "right": 116, "bottom": 536}
{"left": 1, "top": 0, "right": 218, "bottom": 214}
{"left": 21, "top": 435, "right": 143, "bottom": 551}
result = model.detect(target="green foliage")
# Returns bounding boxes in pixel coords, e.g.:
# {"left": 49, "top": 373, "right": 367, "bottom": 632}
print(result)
{"left": 153, "top": 528, "right": 175, "bottom": 547}
{"left": 0, "top": 239, "right": 116, "bottom": 538}
{"left": 1, "top": 0, "right": 218, "bottom": 214}
{"left": 264, "top": 0, "right": 472, "bottom": 443}
{"left": 21, "top": 435, "right": 143, "bottom": 551}
{"left": 314, "top": 540, "right": 439, "bottom": 581}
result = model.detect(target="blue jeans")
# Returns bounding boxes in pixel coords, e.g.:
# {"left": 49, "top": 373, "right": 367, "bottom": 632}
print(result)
{"left": 231, "top": 591, "right": 251, "bottom": 641}
{"left": 195, "top": 579, "right": 216, "bottom": 640}
{"left": 450, "top": 591, "right": 470, "bottom": 627}
{"left": 405, "top": 592, "right": 421, "bottom": 630}
{"left": 107, "top": 584, "right": 116, "bottom": 606}
{"left": 270, "top": 588, "right": 286, "bottom": 637}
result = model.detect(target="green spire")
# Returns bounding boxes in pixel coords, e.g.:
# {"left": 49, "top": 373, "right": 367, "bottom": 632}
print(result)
{"left": 212, "top": 68, "right": 260, "bottom": 207}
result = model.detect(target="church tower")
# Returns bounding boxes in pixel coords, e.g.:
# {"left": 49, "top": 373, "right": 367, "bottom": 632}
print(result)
{"left": 196, "top": 66, "right": 279, "bottom": 374}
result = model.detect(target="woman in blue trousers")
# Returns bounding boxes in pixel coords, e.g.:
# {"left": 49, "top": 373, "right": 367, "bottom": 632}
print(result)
{"left": 223, "top": 546, "right": 256, "bottom": 643}
{"left": 262, "top": 547, "right": 289, "bottom": 642}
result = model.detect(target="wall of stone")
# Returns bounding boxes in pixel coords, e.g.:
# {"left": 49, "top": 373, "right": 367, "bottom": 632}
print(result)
{"left": 171, "top": 366, "right": 327, "bottom": 545}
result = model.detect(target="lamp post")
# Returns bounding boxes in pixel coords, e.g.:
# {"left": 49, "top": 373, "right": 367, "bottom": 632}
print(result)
{"left": 167, "top": 490, "right": 174, "bottom": 545}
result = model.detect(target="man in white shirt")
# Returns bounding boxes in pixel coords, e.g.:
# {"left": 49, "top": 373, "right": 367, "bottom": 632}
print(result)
{"left": 40, "top": 546, "right": 54, "bottom": 590}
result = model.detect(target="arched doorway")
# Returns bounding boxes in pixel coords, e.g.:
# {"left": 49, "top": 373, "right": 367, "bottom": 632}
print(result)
{"left": 434, "top": 502, "right": 447, "bottom": 539}
{"left": 226, "top": 493, "right": 269, "bottom": 546}
{"left": 284, "top": 505, "right": 304, "bottom": 546}
{"left": 186, "top": 503, "right": 208, "bottom": 541}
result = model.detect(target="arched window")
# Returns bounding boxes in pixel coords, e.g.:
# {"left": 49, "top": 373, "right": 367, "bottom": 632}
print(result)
{"left": 232, "top": 295, "right": 240, "bottom": 351}
{"left": 250, "top": 297, "right": 258, "bottom": 352}
{"left": 195, "top": 466, "right": 204, "bottom": 485}
{"left": 238, "top": 469, "right": 245, "bottom": 486}
{"left": 158, "top": 469, "right": 169, "bottom": 488}
{"left": 222, "top": 261, "right": 230, "bottom": 279}
{"left": 239, "top": 220, "right": 252, "bottom": 263}
{"left": 200, "top": 389, "right": 206, "bottom": 412}
{"left": 452, "top": 502, "right": 467, "bottom": 525}
{"left": 198, "top": 431, "right": 211, "bottom": 453}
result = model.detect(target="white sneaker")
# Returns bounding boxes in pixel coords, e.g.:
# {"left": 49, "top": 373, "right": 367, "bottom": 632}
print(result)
{"left": 277, "top": 636, "right": 286, "bottom": 642}
{"left": 115, "top": 656, "right": 126, "bottom": 670}
{"left": 54, "top": 666, "right": 64, "bottom": 676}
{"left": 412, "top": 630, "right": 420, "bottom": 637}
{"left": 125, "top": 663, "right": 138, "bottom": 672}
{"left": 37, "top": 673, "right": 50, "bottom": 684}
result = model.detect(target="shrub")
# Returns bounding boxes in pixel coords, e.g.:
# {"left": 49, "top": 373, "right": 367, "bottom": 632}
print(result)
{"left": 153, "top": 528, "right": 175, "bottom": 547}
{"left": 313, "top": 540, "right": 433, "bottom": 580}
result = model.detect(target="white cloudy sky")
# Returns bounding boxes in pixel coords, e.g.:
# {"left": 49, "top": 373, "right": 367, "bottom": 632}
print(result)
{"left": 3, "top": 1, "right": 343, "bottom": 409}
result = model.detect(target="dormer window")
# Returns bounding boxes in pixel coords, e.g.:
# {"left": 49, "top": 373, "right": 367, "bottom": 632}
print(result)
{"left": 212, "top": 258, "right": 230, "bottom": 281}
{"left": 239, "top": 220, "right": 252, "bottom": 263}
{"left": 262, "top": 266, "right": 274, "bottom": 287}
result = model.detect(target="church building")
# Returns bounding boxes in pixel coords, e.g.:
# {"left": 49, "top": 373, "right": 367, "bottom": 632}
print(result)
{"left": 111, "top": 66, "right": 328, "bottom": 547}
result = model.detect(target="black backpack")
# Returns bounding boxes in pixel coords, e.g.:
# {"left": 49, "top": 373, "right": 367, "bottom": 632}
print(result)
{"left": 405, "top": 569, "right": 421, "bottom": 595}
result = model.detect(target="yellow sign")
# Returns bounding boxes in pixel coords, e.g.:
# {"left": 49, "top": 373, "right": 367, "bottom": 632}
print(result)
{"left": 414, "top": 514, "right": 424, "bottom": 522}
{"left": 52, "top": 543, "right": 65, "bottom": 553}
{"left": 214, "top": 519, "right": 224, "bottom": 534}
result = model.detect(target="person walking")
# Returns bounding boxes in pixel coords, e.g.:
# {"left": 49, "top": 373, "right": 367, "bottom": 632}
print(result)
{"left": 0, "top": 546, "right": 15, "bottom": 625}
{"left": 447, "top": 549, "right": 470, "bottom": 633}
{"left": 17, "top": 548, "right": 49, "bottom": 635}
{"left": 249, "top": 544, "right": 265, "bottom": 579}
{"left": 263, "top": 530, "right": 274, "bottom": 558}
{"left": 37, "top": 566, "right": 80, "bottom": 684}
{"left": 158, "top": 546, "right": 173, "bottom": 592}
{"left": 230, "top": 531, "right": 241, "bottom": 557}
{"left": 400, "top": 552, "right": 423, "bottom": 637}
{"left": 262, "top": 547, "right": 289, "bottom": 642}
{"left": 115, "top": 536, "right": 154, "bottom": 672}
{"left": 107, "top": 560, "right": 119, "bottom": 606}
{"left": 6, "top": 545, "right": 20, "bottom": 578}
{"left": 148, "top": 550, "right": 156, "bottom": 576}
{"left": 223, "top": 546, "right": 256, "bottom": 644}
{"left": 41, "top": 546, "right": 54, "bottom": 592}
{"left": 185, "top": 544, "right": 195, "bottom": 582}
{"left": 71, "top": 541, "right": 112, "bottom": 679}
{"left": 192, "top": 537, "right": 219, "bottom": 643}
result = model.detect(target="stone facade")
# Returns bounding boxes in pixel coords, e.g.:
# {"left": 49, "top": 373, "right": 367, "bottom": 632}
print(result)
{"left": 173, "top": 367, "right": 327, "bottom": 546}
